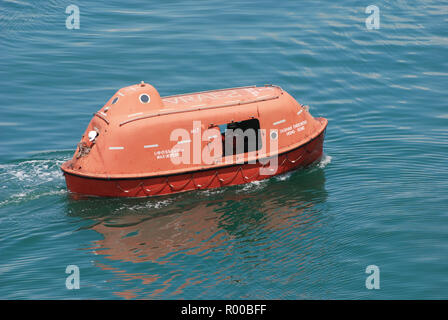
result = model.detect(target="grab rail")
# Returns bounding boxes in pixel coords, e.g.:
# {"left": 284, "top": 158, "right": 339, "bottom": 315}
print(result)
{"left": 94, "top": 112, "right": 110, "bottom": 125}
{"left": 119, "top": 94, "right": 280, "bottom": 127}
{"left": 162, "top": 85, "right": 257, "bottom": 99}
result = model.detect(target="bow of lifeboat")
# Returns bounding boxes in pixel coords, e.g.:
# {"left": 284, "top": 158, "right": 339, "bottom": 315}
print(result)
{"left": 61, "top": 83, "right": 327, "bottom": 197}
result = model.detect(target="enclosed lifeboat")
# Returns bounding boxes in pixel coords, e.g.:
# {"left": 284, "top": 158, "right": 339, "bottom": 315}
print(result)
{"left": 61, "top": 82, "right": 327, "bottom": 197}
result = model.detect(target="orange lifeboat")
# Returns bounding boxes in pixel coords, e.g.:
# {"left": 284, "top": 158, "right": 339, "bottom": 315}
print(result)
{"left": 61, "top": 82, "right": 327, "bottom": 197}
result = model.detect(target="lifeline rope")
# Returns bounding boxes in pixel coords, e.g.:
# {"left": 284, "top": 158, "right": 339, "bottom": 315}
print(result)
{"left": 114, "top": 143, "right": 315, "bottom": 196}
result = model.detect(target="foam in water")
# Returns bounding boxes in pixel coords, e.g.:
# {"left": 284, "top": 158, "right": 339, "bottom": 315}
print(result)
{"left": 275, "top": 172, "right": 293, "bottom": 181}
{"left": 317, "top": 154, "right": 332, "bottom": 169}
{"left": 0, "top": 157, "right": 68, "bottom": 207}
{"left": 0, "top": 160, "right": 65, "bottom": 184}
{"left": 123, "top": 199, "right": 173, "bottom": 212}
{"left": 239, "top": 179, "right": 268, "bottom": 193}
{"left": 199, "top": 187, "right": 225, "bottom": 197}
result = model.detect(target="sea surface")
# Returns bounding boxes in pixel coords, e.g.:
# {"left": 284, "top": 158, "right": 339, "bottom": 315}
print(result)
{"left": 0, "top": 0, "right": 447, "bottom": 299}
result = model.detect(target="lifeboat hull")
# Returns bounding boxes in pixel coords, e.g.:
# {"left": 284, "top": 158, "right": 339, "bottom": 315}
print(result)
{"left": 62, "top": 127, "right": 326, "bottom": 198}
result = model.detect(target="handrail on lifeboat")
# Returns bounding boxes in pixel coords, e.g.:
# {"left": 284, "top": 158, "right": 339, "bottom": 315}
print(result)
{"left": 119, "top": 94, "right": 280, "bottom": 127}
{"left": 264, "top": 84, "right": 284, "bottom": 92}
{"left": 93, "top": 112, "right": 109, "bottom": 125}
{"left": 162, "top": 85, "right": 258, "bottom": 99}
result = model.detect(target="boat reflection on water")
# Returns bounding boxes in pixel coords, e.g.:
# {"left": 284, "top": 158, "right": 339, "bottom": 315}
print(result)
{"left": 66, "top": 165, "right": 328, "bottom": 298}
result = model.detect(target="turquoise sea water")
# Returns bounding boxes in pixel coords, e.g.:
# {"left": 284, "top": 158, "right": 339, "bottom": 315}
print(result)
{"left": 1, "top": 0, "right": 447, "bottom": 299}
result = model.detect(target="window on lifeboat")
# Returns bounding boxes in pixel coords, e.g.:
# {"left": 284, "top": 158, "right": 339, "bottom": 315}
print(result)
{"left": 219, "top": 119, "right": 262, "bottom": 157}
